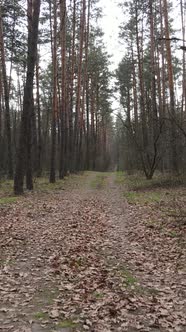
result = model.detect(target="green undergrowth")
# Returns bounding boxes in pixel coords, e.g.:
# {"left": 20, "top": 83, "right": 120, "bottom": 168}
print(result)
{"left": 34, "top": 177, "right": 65, "bottom": 192}
{"left": 0, "top": 177, "right": 66, "bottom": 203}
{"left": 115, "top": 171, "right": 126, "bottom": 184}
{"left": 116, "top": 172, "right": 186, "bottom": 191}
{"left": 0, "top": 196, "right": 18, "bottom": 205}
{"left": 123, "top": 190, "right": 163, "bottom": 204}
{"left": 0, "top": 179, "right": 18, "bottom": 205}
{"left": 0, "top": 179, "right": 14, "bottom": 196}
{"left": 115, "top": 172, "right": 186, "bottom": 205}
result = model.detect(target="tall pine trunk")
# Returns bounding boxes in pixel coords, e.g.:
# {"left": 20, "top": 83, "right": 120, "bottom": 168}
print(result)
{"left": 0, "top": 7, "right": 13, "bottom": 179}
{"left": 163, "top": 0, "right": 178, "bottom": 173}
{"left": 59, "top": 0, "right": 67, "bottom": 179}
{"left": 74, "top": 0, "right": 86, "bottom": 170}
{"left": 36, "top": 52, "right": 42, "bottom": 177}
{"left": 50, "top": 0, "right": 58, "bottom": 183}
{"left": 14, "top": 0, "right": 41, "bottom": 194}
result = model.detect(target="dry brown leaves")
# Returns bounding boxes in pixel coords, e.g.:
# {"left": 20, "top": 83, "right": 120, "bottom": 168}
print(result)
{"left": 0, "top": 174, "right": 186, "bottom": 332}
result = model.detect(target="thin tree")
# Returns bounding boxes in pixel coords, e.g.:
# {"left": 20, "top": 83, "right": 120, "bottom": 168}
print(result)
{"left": 59, "top": 0, "right": 67, "bottom": 179}
{"left": 163, "top": 0, "right": 178, "bottom": 173}
{"left": 49, "top": 0, "right": 58, "bottom": 183}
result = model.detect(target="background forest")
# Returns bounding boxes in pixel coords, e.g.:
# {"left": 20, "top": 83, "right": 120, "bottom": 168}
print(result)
{"left": 0, "top": 0, "right": 185, "bottom": 194}
{"left": 0, "top": 0, "right": 114, "bottom": 194}
{"left": 116, "top": 0, "right": 186, "bottom": 179}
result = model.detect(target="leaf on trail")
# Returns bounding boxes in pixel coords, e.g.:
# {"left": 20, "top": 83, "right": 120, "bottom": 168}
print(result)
{"left": 49, "top": 309, "right": 60, "bottom": 319}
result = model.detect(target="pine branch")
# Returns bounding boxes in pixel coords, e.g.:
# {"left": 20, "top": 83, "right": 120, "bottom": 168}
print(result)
{"left": 158, "top": 37, "right": 186, "bottom": 42}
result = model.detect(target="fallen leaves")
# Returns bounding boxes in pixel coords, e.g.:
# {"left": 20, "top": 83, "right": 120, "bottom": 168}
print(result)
{"left": 49, "top": 309, "right": 60, "bottom": 319}
{"left": 0, "top": 173, "right": 185, "bottom": 331}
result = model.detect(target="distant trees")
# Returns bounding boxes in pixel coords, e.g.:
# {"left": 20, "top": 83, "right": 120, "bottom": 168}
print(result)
{"left": 0, "top": 0, "right": 113, "bottom": 193}
{"left": 116, "top": 0, "right": 186, "bottom": 178}
{"left": 1, "top": 0, "right": 184, "bottom": 189}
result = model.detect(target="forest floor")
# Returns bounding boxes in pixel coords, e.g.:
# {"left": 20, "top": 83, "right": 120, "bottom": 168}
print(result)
{"left": 0, "top": 172, "right": 186, "bottom": 332}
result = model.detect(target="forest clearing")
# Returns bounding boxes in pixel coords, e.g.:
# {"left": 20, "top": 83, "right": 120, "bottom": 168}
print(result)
{"left": 0, "top": 172, "right": 185, "bottom": 332}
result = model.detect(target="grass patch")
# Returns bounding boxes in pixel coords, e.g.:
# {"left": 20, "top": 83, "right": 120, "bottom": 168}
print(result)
{"left": 94, "top": 291, "right": 104, "bottom": 299}
{"left": 168, "top": 231, "right": 178, "bottom": 238}
{"left": 115, "top": 171, "right": 126, "bottom": 184}
{"left": 122, "top": 271, "right": 137, "bottom": 287}
{"left": 0, "top": 179, "right": 13, "bottom": 191}
{"left": 34, "top": 177, "right": 65, "bottom": 192}
{"left": 0, "top": 258, "right": 5, "bottom": 266}
{"left": 0, "top": 196, "right": 17, "bottom": 205}
{"left": 56, "top": 320, "right": 78, "bottom": 328}
{"left": 122, "top": 173, "right": 186, "bottom": 191}
{"left": 119, "top": 267, "right": 137, "bottom": 288}
{"left": 0, "top": 180, "right": 15, "bottom": 202}
{"left": 34, "top": 311, "right": 49, "bottom": 320}
{"left": 90, "top": 173, "right": 107, "bottom": 189}
{"left": 123, "top": 191, "right": 162, "bottom": 204}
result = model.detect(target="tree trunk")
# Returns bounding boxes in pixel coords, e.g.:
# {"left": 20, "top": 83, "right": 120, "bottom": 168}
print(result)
{"left": 69, "top": 0, "right": 76, "bottom": 173}
{"left": 36, "top": 51, "right": 42, "bottom": 176}
{"left": 85, "top": 0, "right": 91, "bottom": 170}
{"left": 0, "top": 7, "right": 13, "bottom": 179}
{"left": 74, "top": 0, "right": 86, "bottom": 170}
{"left": 59, "top": 0, "right": 67, "bottom": 179}
{"left": 14, "top": 0, "right": 41, "bottom": 195}
{"left": 135, "top": 3, "right": 147, "bottom": 149}
{"left": 180, "top": 0, "right": 186, "bottom": 119}
{"left": 163, "top": 0, "right": 178, "bottom": 173}
{"left": 50, "top": 0, "right": 58, "bottom": 183}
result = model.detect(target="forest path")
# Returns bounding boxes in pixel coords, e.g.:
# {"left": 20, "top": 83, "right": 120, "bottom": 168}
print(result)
{"left": 0, "top": 172, "right": 185, "bottom": 332}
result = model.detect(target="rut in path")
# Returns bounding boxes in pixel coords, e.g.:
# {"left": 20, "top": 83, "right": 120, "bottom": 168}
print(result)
{"left": 0, "top": 172, "right": 185, "bottom": 332}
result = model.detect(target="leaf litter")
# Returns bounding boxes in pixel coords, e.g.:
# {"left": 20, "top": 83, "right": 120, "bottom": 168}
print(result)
{"left": 0, "top": 172, "right": 185, "bottom": 331}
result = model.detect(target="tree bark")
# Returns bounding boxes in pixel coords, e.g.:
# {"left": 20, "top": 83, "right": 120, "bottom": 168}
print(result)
{"left": 74, "top": 0, "right": 86, "bottom": 170}
{"left": 0, "top": 6, "right": 13, "bottom": 179}
{"left": 59, "top": 0, "right": 67, "bottom": 179}
{"left": 36, "top": 51, "right": 42, "bottom": 176}
{"left": 50, "top": 0, "right": 58, "bottom": 183}
{"left": 14, "top": 0, "right": 41, "bottom": 195}
{"left": 163, "top": 0, "right": 178, "bottom": 173}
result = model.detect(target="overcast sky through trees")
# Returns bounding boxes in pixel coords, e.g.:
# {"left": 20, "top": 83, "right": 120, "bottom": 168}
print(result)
{"left": 99, "top": 0, "right": 183, "bottom": 111}
{"left": 100, "top": 0, "right": 183, "bottom": 70}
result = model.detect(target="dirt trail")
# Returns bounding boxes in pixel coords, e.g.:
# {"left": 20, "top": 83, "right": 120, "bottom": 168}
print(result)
{"left": 0, "top": 172, "right": 185, "bottom": 332}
